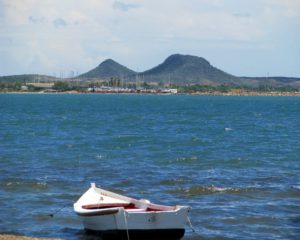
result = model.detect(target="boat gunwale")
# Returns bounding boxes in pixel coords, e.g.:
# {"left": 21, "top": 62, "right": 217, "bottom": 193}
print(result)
{"left": 81, "top": 202, "right": 182, "bottom": 212}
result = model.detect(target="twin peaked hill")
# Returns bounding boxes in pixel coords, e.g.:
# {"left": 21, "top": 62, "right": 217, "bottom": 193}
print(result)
{"left": 1, "top": 54, "right": 298, "bottom": 89}
{"left": 80, "top": 54, "right": 238, "bottom": 85}
{"left": 79, "top": 54, "right": 300, "bottom": 88}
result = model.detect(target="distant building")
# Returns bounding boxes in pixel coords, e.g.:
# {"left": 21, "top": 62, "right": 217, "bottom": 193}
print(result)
{"left": 21, "top": 85, "right": 28, "bottom": 91}
{"left": 160, "top": 88, "right": 178, "bottom": 94}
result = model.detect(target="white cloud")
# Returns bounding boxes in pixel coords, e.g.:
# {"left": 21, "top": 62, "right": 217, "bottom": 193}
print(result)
{"left": 265, "top": 0, "right": 300, "bottom": 17}
{"left": 53, "top": 18, "right": 67, "bottom": 28}
{"left": 113, "top": 0, "right": 139, "bottom": 11}
{"left": 28, "top": 16, "right": 44, "bottom": 24}
{"left": 0, "top": 0, "right": 299, "bottom": 76}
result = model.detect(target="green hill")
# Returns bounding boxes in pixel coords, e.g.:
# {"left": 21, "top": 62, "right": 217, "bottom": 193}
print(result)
{"left": 140, "top": 54, "right": 240, "bottom": 85}
{"left": 79, "top": 59, "right": 136, "bottom": 78}
{"left": 0, "top": 74, "right": 57, "bottom": 83}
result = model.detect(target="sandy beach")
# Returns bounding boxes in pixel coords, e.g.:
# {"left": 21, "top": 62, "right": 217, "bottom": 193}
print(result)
{"left": 0, "top": 235, "right": 61, "bottom": 240}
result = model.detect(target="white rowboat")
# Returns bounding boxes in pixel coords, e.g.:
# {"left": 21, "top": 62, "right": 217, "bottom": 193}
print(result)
{"left": 74, "top": 183, "right": 191, "bottom": 239}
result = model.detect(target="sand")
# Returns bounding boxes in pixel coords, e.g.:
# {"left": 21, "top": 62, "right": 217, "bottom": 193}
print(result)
{"left": 0, "top": 235, "right": 61, "bottom": 240}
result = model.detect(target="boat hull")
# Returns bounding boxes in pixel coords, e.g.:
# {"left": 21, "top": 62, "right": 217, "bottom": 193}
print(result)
{"left": 84, "top": 228, "right": 185, "bottom": 240}
{"left": 78, "top": 207, "right": 189, "bottom": 231}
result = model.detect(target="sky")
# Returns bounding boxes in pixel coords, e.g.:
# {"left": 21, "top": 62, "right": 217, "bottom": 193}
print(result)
{"left": 0, "top": 0, "right": 299, "bottom": 77}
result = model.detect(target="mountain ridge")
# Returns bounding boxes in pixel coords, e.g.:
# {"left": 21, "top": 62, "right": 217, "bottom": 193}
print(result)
{"left": 1, "top": 54, "right": 299, "bottom": 89}
{"left": 77, "top": 54, "right": 300, "bottom": 88}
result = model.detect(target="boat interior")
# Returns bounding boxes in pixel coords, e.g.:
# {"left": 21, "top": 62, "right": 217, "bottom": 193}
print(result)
{"left": 82, "top": 202, "right": 176, "bottom": 212}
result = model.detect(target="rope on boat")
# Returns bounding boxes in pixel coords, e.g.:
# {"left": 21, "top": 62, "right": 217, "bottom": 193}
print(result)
{"left": 187, "top": 216, "right": 196, "bottom": 233}
{"left": 187, "top": 216, "right": 203, "bottom": 238}
{"left": 123, "top": 210, "right": 130, "bottom": 240}
{"left": 48, "top": 203, "right": 70, "bottom": 217}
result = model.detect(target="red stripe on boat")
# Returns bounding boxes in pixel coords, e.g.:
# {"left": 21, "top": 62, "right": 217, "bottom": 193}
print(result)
{"left": 82, "top": 203, "right": 134, "bottom": 209}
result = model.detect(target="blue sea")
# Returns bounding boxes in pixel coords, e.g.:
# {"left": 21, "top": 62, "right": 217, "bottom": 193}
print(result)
{"left": 0, "top": 94, "right": 299, "bottom": 240}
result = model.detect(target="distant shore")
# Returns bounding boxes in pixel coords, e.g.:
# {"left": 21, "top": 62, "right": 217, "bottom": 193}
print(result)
{"left": 190, "top": 91, "right": 300, "bottom": 96}
{"left": 1, "top": 90, "right": 300, "bottom": 96}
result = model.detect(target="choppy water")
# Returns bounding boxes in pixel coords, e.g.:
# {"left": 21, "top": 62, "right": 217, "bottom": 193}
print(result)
{"left": 0, "top": 94, "right": 299, "bottom": 240}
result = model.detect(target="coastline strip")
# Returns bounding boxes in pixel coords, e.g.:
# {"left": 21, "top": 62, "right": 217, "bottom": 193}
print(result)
{"left": 0, "top": 234, "right": 62, "bottom": 240}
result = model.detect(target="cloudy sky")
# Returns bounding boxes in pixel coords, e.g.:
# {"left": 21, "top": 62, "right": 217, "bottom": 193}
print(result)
{"left": 0, "top": 0, "right": 299, "bottom": 77}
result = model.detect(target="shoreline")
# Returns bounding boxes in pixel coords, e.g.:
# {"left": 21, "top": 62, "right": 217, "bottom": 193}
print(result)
{"left": 1, "top": 91, "right": 300, "bottom": 96}
{"left": 190, "top": 91, "right": 300, "bottom": 96}
{"left": 0, "top": 234, "right": 61, "bottom": 240}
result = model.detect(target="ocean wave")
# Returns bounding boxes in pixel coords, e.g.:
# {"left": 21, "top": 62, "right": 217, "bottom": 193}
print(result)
{"left": 159, "top": 178, "right": 189, "bottom": 186}
{"left": 95, "top": 154, "right": 104, "bottom": 159}
{"left": 167, "top": 156, "right": 198, "bottom": 164}
{"left": 276, "top": 187, "right": 300, "bottom": 198}
{"left": 169, "top": 185, "right": 257, "bottom": 196}
{"left": 2, "top": 180, "right": 48, "bottom": 191}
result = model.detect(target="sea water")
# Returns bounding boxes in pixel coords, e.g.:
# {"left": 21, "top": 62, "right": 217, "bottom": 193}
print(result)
{"left": 0, "top": 94, "right": 299, "bottom": 239}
